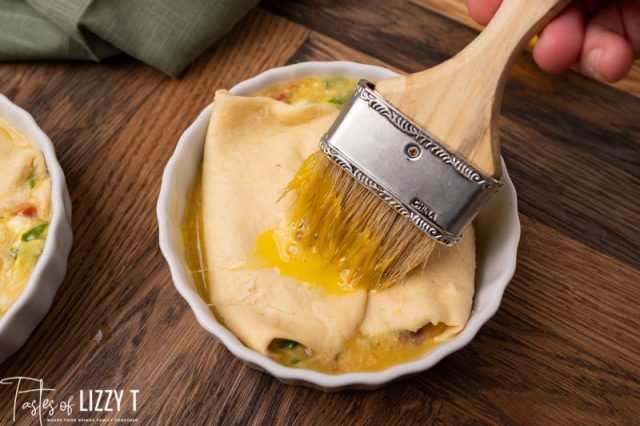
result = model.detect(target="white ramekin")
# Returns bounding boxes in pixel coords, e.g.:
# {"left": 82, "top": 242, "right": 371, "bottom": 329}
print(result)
{"left": 0, "top": 95, "right": 73, "bottom": 363}
{"left": 157, "top": 62, "right": 521, "bottom": 390}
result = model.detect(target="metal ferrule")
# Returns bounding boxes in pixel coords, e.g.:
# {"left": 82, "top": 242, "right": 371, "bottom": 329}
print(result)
{"left": 321, "top": 80, "right": 501, "bottom": 246}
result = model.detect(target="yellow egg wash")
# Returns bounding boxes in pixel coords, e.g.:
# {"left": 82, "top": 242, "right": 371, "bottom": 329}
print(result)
{"left": 282, "top": 152, "right": 394, "bottom": 290}
{"left": 181, "top": 168, "right": 210, "bottom": 299}
{"left": 183, "top": 76, "right": 452, "bottom": 373}
{"left": 258, "top": 76, "right": 389, "bottom": 293}
{"left": 254, "top": 228, "right": 356, "bottom": 294}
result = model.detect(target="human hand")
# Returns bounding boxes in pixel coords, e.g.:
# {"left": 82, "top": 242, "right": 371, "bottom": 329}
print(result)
{"left": 467, "top": 0, "right": 639, "bottom": 82}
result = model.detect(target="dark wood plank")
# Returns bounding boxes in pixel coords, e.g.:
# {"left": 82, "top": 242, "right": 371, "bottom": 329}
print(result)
{"left": 263, "top": 0, "right": 640, "bottom": 269}
{"left": 265, "top": 0, "right": 478, "bottom": 73}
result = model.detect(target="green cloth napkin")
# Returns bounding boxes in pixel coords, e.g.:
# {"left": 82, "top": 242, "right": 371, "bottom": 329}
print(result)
{"left": 0, "top": 0, "right": 258, "bottom": 76}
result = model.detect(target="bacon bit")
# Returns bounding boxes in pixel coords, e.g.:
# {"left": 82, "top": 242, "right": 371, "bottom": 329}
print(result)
{"left": 273, "top": 92, "right": 289, "bottom": 102}
{"left": 14, "top": 205, "right": 37, "bottom": 218}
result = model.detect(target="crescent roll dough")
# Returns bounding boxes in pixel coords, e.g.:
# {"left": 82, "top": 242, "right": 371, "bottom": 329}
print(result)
{"left": 202, "top": 91, "right": 475, "bottom": 356}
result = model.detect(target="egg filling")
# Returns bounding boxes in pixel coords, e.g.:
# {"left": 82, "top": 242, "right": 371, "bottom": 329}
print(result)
{"left": 0, "top": 120, "right": 51, "bottom": 318}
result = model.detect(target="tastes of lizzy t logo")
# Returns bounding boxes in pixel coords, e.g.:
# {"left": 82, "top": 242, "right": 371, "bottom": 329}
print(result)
{"left": 1, "top": 377, "right": 139, "bottom": 424}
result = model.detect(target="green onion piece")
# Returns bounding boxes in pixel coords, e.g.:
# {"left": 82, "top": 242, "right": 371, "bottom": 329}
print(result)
{"left": 9, "top": 247, "right": 18, "bottom": 260}
{"left": 21, "top": 222, "right": 49, "bottom": 242}
{"left": 279, "top": 339, "right": 299, "bottom": 350}
{"left": 290, "top": 358, "right": 300, "bottom": 365}
{"left": 329, "top": 95, "right": 349, "bottom": 105}
{"left": 27, "top": 176, "right": 36, "bottom": 189}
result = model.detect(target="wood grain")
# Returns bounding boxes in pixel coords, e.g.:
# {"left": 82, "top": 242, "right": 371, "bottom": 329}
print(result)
{"left": 411, "top": 0, "right": 640, "bottom": 97}
{"left": 413, "top": 0, "right": 484, "bottom": 31}
{"left": 0, "top": 2, "right": 638, "bottom": 425}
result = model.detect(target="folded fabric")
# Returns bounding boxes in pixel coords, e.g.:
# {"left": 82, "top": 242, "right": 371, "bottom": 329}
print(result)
{"left": 0, "top": 0, "right": 258, "bottom": 76}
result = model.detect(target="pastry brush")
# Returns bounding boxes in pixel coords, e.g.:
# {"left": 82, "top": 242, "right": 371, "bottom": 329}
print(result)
{"left": 286, "top": 0, "right": 570, "bottom": 289}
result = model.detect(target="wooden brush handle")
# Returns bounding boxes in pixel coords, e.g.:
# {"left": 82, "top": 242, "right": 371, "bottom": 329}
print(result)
{"left": 376, "top": 0, "right": 570, "bottom": 178}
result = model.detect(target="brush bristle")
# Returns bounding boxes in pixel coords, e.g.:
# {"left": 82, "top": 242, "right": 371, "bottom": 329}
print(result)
{"left": 284, "top": 151, "right": 437, "bottom": 290}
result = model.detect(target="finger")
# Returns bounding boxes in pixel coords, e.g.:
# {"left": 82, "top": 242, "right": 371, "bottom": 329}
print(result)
{"left": 533, "top": 4, "right": 585, "bottom": 74}
{"left": 580, "top": 23, "right": 634, "bottom": 82}
{"left": 467, "top": 0, "right": 502, "bottom": 26}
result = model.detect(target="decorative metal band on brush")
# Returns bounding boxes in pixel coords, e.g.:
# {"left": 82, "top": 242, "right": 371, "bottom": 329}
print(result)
{"left": 320, "top": 80, "right": 501, "bottom": 245}
{"left": 353, "top": 82, "right": 493, "bottom": 188}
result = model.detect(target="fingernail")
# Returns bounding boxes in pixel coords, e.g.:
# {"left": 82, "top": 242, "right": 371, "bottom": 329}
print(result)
{"left": 586, "top": 48, "right": 603, "bottom": 77}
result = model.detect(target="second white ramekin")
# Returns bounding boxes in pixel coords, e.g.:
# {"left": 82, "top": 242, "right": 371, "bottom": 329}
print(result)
{"left": 0, "top": 95, "right": 73, "bottom": 364}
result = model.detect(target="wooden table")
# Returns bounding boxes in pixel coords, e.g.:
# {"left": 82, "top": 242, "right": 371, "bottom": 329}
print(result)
{"left": 1, "top": 1, "right": 638, "bottom": 424}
